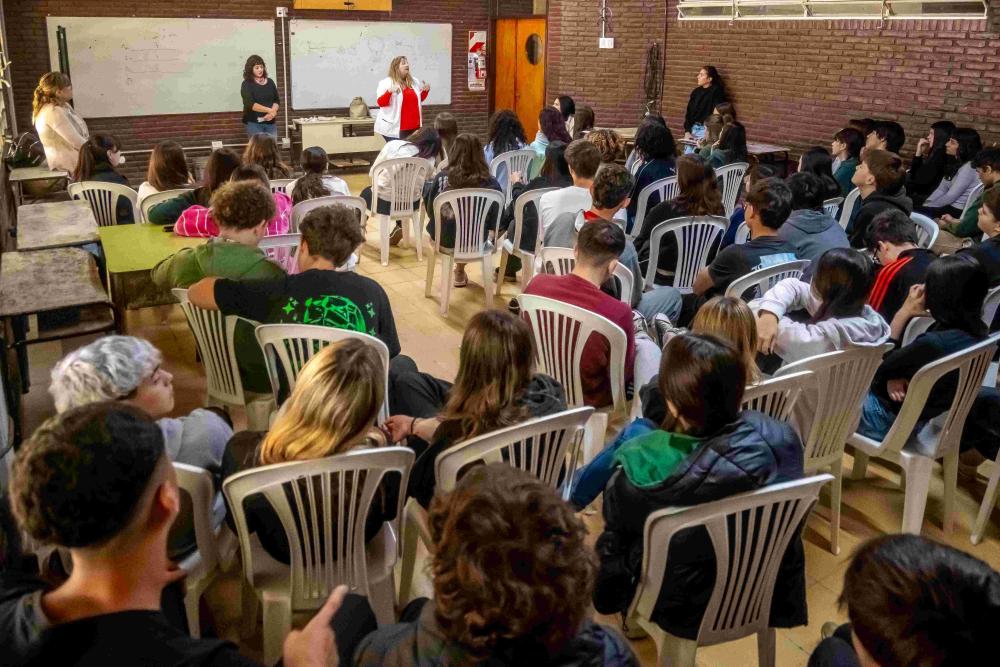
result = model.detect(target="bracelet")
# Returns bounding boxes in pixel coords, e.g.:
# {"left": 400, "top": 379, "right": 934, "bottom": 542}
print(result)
{"left": 410, "top": 416, "right": 419, "bottom": 437}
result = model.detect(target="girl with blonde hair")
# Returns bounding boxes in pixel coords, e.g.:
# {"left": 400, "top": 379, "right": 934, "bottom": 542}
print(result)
{"left": 691, "top": 296, "right": 761, "bottom": 383}
{"left": 374, "top": 56, "right": 430, "bottom": 141}
{"left": 32, "top": 71, "right": 89, "bottom": 172}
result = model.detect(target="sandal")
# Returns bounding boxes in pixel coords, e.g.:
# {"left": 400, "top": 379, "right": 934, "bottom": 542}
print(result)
{"left": 453, "top": 270, "right": 468, "bottom": 288}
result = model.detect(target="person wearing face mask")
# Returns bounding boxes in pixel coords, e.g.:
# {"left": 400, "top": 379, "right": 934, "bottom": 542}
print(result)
{"left": 32, "top": 71, "right": 89, "bottom": 173}
{"left": 72, "top": 133, "right": 134, "bottom": 224}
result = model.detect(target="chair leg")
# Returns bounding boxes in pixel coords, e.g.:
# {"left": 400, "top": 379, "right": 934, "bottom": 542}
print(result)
{"left": 439, "top": 255, "right": 454, "bottom": 316}
{"left": 659, "top": 629, "right": 697, "bottom": 667}
{"left": 401, "top": 215, "right": 411, "bottom": 247}
{"left": 901, "top": 456, "right": 933, "bottom": 534}
{"left": 582, "top": 412, "right": 609, "bottom": 465}
{"left": 495, "top": 249, "right": 510, "bottom": 297}
{"left": 379, "top": 215, "right": 390, "bottom": 266}
{"left": 184, "top": 582, "right": 202, "bottom": 638}
{"left": 757, "top": 628, "right": 777, "bottom": 667}
{"left": 424, "top": 249, "right": 436, "bottom": 298}
{"left": 521, "top": 252, "right": 535, "bottom": 288}
{"left": 369, "top": 574, "right": 397, "bottom": 626}
{"left": 398, "top": 510, "right": 419, "bottom": 608}
{"left": 481, "top": 253, "right": 495, "bottom": 309}
{"left": 850, "top": 449, "right": 870, "bottom": 480}
{"left": 262, "top": 593, "right": 292, "bottom": 667}
{"left": 942, "top": 450, "right": 958, "bottom": 534}
{"left": 411, "top": 210, "right": 424, "bottom": 261}
{"left": 245, "top": 397, "right": 275, "bottom": 432}
{"left": 971, "top": 453, "right": 1000, "bottom": 545}
{"left": 829, "top": 458, "right": 843, "bottom": 556}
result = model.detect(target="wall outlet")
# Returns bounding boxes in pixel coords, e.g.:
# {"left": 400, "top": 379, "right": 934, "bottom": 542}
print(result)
{"left": 281, "top": 137, "right": 291, "bottom": 149}
{"left": 210, "top": 140, "right": 223, "bottom": 150}
{"left": 599, "top": 37, "right": 614, "bottom": 49}
{"left": 276, "top": 7, "right": 289, "bottom": 17}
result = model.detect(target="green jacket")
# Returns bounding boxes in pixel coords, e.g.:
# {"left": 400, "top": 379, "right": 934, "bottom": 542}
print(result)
{"left": 833, "top": 157, "right": 858, "bottom": 196}
{"left": 945, "top": 183, "right": 995, "bottom": 239}
{"left": 614, "top": 429, "right": 701, "bottom": 488}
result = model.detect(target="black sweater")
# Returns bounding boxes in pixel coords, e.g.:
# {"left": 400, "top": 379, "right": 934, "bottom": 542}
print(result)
{"left": 683, "top": 84, "right": 727, "bottom": 132}
{"left": 240, "top": 78, "right": 279, "bottom": 125}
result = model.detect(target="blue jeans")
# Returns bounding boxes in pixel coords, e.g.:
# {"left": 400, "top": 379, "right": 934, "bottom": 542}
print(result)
{"left": 637, "top": 286, "right": 684, "bottom": 325}
{"left": 684, "top": 123, "right": 706, "bottom": 154}
{"left": 245, "top": 121, "right": 278, "bottom": 138}
{"left": 857, "top": 392, "right": 897, "bottom": 440}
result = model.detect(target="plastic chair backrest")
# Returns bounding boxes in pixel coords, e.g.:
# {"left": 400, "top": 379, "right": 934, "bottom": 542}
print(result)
{"left": 68, "top": 181, "right": 139, "bottom": 227}
{"left": 291, "top": 195, "right": 368, "bottom": 233}
{"left": 725, "top": 260, "right": 811, "bottom": 301}
{"left": 775, "top": 345, "right": 892, "bottom": 471}
{"left": 822, "top": 197, "right": 844, "bottom": 219}
{"left": 910, "top": 213, "right": 939, "bottom": 249}
{"left": 257, "top": 233, "right": 301, "bottom": 273}
{"left": 734, "top": 221, "right": 750, "bottom": 245}
{"left": 961, "top": 181, "right": 986, "bottom": 221}
{"left": 173, "top": 289, "right": 252, "bottom": 406}
{"left": 983, "top": 285, "right": 1000, "bottom": 326}
{"left": 871, "top": 333, "right": 1000, "bottom": 460}
{"left": 435, "top": 407, "right": 594, "bottom": 498}
{"left": 741, "top": 371, "right": 811, "bottom": 422}
{"left": 223, "top": 447, "right": 414, "bottom": 609}
{"left": 254, "top": 323, "right": 390, "bottom": 422}
{"left": 371, "top": 157, "right": 433, "bottom": 219}
{"left": 613, "top": 263, "right": 635, "bottom": 305}
{"left": 270, "top": 178, "right": 295, "bottom": 194}
{"left": 628, "top": 475, "right": 832, "bottom": 647}
{"left": 173, "top": 462, "right": 221, "bottom": 572}
{"left": 632, "top": 176, "right": 679, "bottom": 239}
{"left": 140, "top": 188, "right": 194, "bottom": 223}
{"left": 489, "top": 149, "right": 537, "bottom": 203}
{"left": 838, "top": 188, "right": 861, "bottom": 230}
{"left": 716, "top": 162, "right": 749, "bottom": 218}
{"left": 645, "top": 215, "right": 727, "bottom": 290}
{"left": 512, "top": 187, "right": 559, "bottom": 258}
{"left": 902, "top": 316, "right": 935, "bottom": 347}
{"left": 516, "top": 294, "right": 627, "bottom": 411}
{"left": 430, "top": 188, "right": 506, "bottom": 261}
{"left": 537, "top": 246, "right": 575, "bottom": 276}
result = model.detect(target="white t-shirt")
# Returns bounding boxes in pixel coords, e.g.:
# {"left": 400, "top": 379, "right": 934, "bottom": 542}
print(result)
{"left": 538, "top": 186, "right": 592, "bottom": 234}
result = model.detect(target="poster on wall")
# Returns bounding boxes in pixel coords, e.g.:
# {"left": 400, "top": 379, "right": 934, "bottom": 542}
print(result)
{"left": 468, "top": 30, "right": 486, "bottom": 92}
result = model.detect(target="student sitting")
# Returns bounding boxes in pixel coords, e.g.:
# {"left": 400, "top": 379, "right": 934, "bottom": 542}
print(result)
{"left": 146, "top": 148, "right": 240, "bottom": 225}
{"left": 721, "top": 155, "right": 762, "bottom": 247}
{"left": 858, "top": 254, "right": 989, "bottom": 441}
{"left": 3, "top": 402, "right": 342, "bottom": 666}
{"left": 173, "top": 164, "right": 290, "bottom": 238}
{"left": 865, "top": 119, "right": 906, "bottom": 155}
{"left": 626, "top": 122, "right": 678, "bottom": 230}
{"left": 242, "top": 132, "right": 292, "bottom": 179}
{"left": 385, "top": 310, "right": 567, "bottom": 508}
{"left": 299, "top": 145, "right": 350, "bottom": 197}
{"left": 906, "top": 120, "right": 956, "bottom": 209}
{"left": 919, "top": 127, "right": 983, "bottom": 220}
{"left": 72, "top": 134, "right": 134, "bottom": 225}
{"left": 188, "top": 204, "right": 400, "bottom": 358}
{"left": 809, "top": 534, "right": 999, "bottom": 667}
{"left": 353, "top": 464, "right": 638, "bottom": 665}
{"left": 778, "top": 171, "right": 849, "bottom": 262}
{"left": 538, "top": 139, "right": 601, "bottom": 235}
{"left": 847, "top": 148, "right": 912, "bottom": 248}
{"left": 753, "top": 248, "right": 890, "bottom": 365}
{"left": 593, "top": 333, "right": 806, "bottom": 640}
{"left": 704, "top": 121, "right": 748, "bottom": 170}
{"left": 959, "top": 185, "right": 1000, "bottom": 286}
{"left": 830, "top": 127, "right": 864, "bottom": 196}
{"left": 290, "top": 172, "right": 331, "bottom": 205}
{"left": 624, "top": 113, "right": 667, "bottom": 174}
{"left": 937, "top": 147, "right": 1000, "bottom": 253}
{"left": 423, "top": 133, "right": 503, "bottom": 288}
{"left": 434, "top": 112, "right": 459, "bottom": 167}
{"left": 528, "top": 106, "right": 573, "bottom": 162}
{"left": 797, "top": 147, "right": 842, "bottom": 201}
{"left": 573, "top": 104, "right": 595, "bottom": 138}
{"left": 696, "top": 113, "right": 725, "bottom": 161}
{"left": 866, "top": 210, "right": 936, "bottom": 323}
{"left": 586, "top": 128, "right": 625, "bottom": 164}
{"left": 137, "top": 140, "right": 193, "bottom": 201}
{"left": 483, "top": 109, "right": 528, "bottom": 190}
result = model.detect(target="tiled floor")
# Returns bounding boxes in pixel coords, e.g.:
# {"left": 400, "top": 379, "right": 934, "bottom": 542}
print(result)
{"left": 18, "top": 173, "right": 1000, "bottom": 666}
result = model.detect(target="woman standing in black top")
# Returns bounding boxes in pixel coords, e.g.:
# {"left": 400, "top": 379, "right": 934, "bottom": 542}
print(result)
{"left": 683, "top": 65, "right": 728, "bottom": 143}
{"left": 241, "top": 54, "right": 279, "bottom": 138}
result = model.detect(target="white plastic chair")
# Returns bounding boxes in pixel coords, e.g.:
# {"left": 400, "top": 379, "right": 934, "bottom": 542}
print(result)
{"left": 290, "top": 195, "right": 368, "bottom": 233}
{"left": 224, "top": 447, "right": 414, "bottom": 665}
{"left": 850, "top": 334, "right": 1000, "bottom": 535}
{"left": 495, "top": 187, "right": 559, "bottom": 293}
{"left": 173, "top": 462, "right": 236, "bottom": 638}
{"left": 734, "top": 221, "right": 750, "bottom": 245}
{"left": 254, "top": 323, "right": 390, "bottom": 422}
{"left": 397, "top": 406, "right": 594, "bottom": 605}
{"left": 741, "top": 371, "right": 811, "bottom": 423}
{"left": 534, "top": 247, "right": 633, "bottom": 305}
{"left": 910, "top": 212, "right": 939, "bottom": 249}
{"left": 139, "top": 188, "right": 194, "bottom": 223}
{"left": 613, "top": 263, "right": 636, "bottom": 306}
{"left": 716, "top": 162, "right": 749, "bottom": 218}
{"left": 489, "top": 148, "right": 537, "bottom": 203}
{"left": 838, "top": 188, "right": 861, "bottom": 230}
{"left": 67, "top": 181, "right": 139, "bottom": 227}
{"left": 370, "top": 157, "right": 434, "bottom": 265}
{"left": 626, "top": 475, "right": 833, "bottom": 667}
{"left": 257, "top": 233, "right": 301, "bottom": 273}
{"left": 725, "top": 260, "right": 811, "bottom": 301}
{"left": 984, "top": 285, "right": 1000, "bottom": 326}
{"left": 902, "top": 316, "right": 935, "bottom": 347}
{"left": 516, "top": 294, "right": 628, "bottom": 464}
{"left": 270, "top": 178, "right": 295, "bottom": 194}
{"left": 425, "top": 188, "right": 505, "bottom": 315}
{"left": 645, "top": 215, "right": 727, "bottom": 291}
{"left": 961, "top": 181, "right": 986, "bottom": 221}
{"left": 973, "top": 448, "right": 1000, "bottom": 545}
{"left": 631, "top": 176, "right": 679, "bottom": 239}
{"left": 172, "top": 289, "right": 273, "bottom": 431}
{"left": 822, "top": 196, "right": 844, "bottom": 219}
{"left": 774, "top": 345, "right": 891, "bottom": 554}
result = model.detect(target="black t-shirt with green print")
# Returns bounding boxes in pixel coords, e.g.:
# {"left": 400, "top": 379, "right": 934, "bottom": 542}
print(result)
{"left": 213, "top": 268, "right": 400, "bottom": 357}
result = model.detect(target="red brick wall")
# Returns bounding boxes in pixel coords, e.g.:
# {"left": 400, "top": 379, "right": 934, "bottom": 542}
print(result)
{"left": 548, "top": 0, "right": 1000, "bottom": 159}
{"left": 6, "top": 1, "right": 492, "bottom": 181}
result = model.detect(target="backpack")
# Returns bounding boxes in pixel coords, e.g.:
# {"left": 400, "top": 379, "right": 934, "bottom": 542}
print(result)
{"left": 4, "top": 132, "right": 44, "bottom": 169}
{"left": 348, "top": 97, "right": 369, "bottom": 119}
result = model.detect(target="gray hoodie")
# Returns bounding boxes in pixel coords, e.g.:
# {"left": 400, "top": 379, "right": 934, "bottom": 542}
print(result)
{"left": 777, "top": 208, "right": 850, "bottom": 263}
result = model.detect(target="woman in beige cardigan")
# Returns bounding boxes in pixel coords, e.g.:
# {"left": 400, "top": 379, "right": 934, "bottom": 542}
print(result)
{"left": 32, "top": 72, "right": 89, "bottom": 173}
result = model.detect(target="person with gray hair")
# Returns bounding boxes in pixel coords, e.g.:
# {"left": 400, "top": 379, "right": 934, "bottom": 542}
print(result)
{"left": 49, "top": 335, "right": 233, "bottom": 475}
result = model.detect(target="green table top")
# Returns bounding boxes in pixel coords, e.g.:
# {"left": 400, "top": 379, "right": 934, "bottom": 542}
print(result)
{"left": 98, "top": 224, "right": 205, "bottom": 274}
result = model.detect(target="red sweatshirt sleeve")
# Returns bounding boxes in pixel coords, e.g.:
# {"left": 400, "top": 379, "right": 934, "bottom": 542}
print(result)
{"left": 376, "top": 90, "right": 392, "bottom": 107}
{"left": 420, "top": 88, "right": 429, "bottom": 102}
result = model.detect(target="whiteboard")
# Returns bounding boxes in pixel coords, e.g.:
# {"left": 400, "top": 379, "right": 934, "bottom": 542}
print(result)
{"left": 46, "top": 17, "right": 276, "bottom": 118}
{"left": 290, "top": 19, "right": 452, "bottom": 110}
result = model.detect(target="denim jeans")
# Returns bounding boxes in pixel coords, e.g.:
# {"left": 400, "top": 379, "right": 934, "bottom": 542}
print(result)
{"left": 684, "top": 123, "right": 706, "bottom": 154}
{"left": 245, "top": 121, "right": 278, "bottom": 138}
{"left": 637, "top": 286, "right": 684, "bottom": 325}
{"left": 857, "top": 392, "right": 898, "bottom": 440}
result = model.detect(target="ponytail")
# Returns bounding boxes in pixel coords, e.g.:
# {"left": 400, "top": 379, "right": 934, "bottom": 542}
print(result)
{"left": 73, "top": 134, "right": 120, "bottom": 182}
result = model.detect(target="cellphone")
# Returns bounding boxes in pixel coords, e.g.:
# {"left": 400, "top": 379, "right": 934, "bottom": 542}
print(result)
{"left": 162, "top": 225, "right": 174, "bottom": 233}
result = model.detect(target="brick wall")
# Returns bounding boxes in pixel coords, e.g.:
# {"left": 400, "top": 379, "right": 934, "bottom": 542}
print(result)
{"left": 6, "top": 1, "right": 492, "bottom": 182}
{"left": 548, "top": 0, "right": 1000, "bottom": 159}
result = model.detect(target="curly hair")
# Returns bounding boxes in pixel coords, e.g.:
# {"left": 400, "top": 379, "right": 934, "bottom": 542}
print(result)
{"left": 11, "top": 402, "right": 165, "bottom": 548}
{"left": 591, "top": 163, "right": 633, "bottom": 210}
{"left": 586, "top": 128, "right": 624, "bottom": 163}
{"left": 486, "top": 110, "right": 527, "bottom": 156}
{"left": 300, "top": 204, "right": 365, "bottom": 265}
{"left": 243, "top": 54, "right": 268, "bottom": 81}
{"left": 211, "top": 180, "right": 276, "bottom": 230}
{"left": 429, "top": 464, "right": 596, "bottom": 658}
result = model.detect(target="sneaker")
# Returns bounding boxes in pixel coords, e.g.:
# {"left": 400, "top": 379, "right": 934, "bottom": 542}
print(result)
{"left": 453, "top": 267, "right": 468, "bottom": 288}
{"left": 388, "top": 224, "right": 403, "bottom": 246}
{"left": 632, "top": 310, "right": 649, "bottom": 338}
{"left": 651, "top": 313, "right": 674, "bottom": 346}
{"left": 507, "top": 297, "right": 520, "bottom": 315}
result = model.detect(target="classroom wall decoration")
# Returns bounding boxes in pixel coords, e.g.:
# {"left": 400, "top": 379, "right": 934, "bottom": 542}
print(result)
{"left": 468, "top": 31, "right": 487, "bottom": 92}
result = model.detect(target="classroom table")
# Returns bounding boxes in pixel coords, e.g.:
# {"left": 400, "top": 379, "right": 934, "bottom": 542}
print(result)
{"left": 98, "top": 224, "right": 205, "bottom": 328}
{"left": 15, "top": 200, "right": 99, "bottom": 251}
{"left": 8, "top": 166, "right": 69, "bottom": 208}
{"left": 748, "top": 141, "right": 793, "bottom": 176}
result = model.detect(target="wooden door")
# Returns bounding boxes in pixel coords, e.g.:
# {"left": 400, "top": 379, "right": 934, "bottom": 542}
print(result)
{"left": 494, "top": 18, "right": 546, "bottom": 140}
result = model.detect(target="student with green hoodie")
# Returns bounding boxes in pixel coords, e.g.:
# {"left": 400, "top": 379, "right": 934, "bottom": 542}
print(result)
{"left": 152, "top": 180, "right": 285, "bottom": 392}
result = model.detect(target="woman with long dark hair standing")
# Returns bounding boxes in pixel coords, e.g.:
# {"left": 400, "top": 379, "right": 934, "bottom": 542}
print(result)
{"left": 683, "top": 65, "right": 728, "bottom": 142}
{"left": 241, "top": 55, "right": 279, "bottom": 138}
